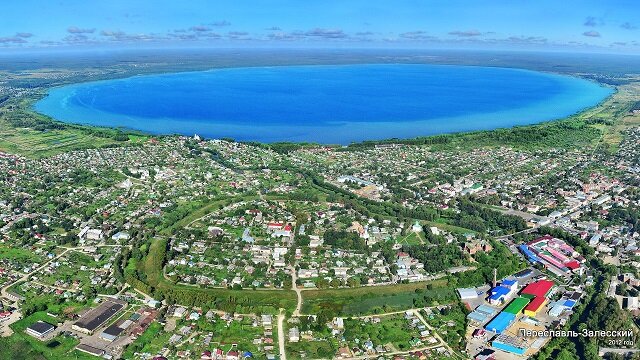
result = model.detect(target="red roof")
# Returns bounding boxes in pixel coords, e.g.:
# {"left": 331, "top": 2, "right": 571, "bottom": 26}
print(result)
{"left": 524, "top": 296, "right": 546, "bottom": 312}
{"left": 565, "top": 260, "right": 580, "bottom": 270}
{"left": 521, "top": 280, "right": 554, "bottom": 298}
{"left": 528, "top": 235, "right": 554, "bottom": 246}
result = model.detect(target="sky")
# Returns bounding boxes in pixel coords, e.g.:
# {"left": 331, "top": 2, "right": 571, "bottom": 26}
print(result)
{"left": 1, "top": 0, "right": 639, "bottom": 54}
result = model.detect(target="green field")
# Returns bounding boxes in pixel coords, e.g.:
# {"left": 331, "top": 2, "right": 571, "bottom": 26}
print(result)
{"left": 0, "top": 95, "right": 148, "bottom": 158}
{"left": 301, "top": 279, "right": 456, "bottom": 316}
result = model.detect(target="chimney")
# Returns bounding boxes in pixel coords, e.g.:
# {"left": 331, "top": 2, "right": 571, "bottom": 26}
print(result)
{"left": 493, "top": 268, "right": 497, "bottom": 288}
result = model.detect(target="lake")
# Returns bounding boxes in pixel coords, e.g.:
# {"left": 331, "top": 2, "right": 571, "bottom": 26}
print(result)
{"left": 34, "top": 64, "right": 614, "bottom": 144}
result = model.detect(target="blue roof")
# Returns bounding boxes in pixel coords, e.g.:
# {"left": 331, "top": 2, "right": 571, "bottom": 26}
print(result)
{"left": 502, "top": 279, "right": 517, "bottom": 286}
{"left": 476, "top": 304, "right": 498, "bottom": 316}
{"left": 489, "top": 286, "right": 511, "bottom": 300}
{"left": 467, "top": 311, "right": 489, "bottom": 322}
{"left": 485, "top": 312, "right": 516, "bottom": 334}
{"left": 493, "top": 340, "right": 527, "bottom": 355}
{"left": 519, "top": 244, "right": 541, "bottom": 263}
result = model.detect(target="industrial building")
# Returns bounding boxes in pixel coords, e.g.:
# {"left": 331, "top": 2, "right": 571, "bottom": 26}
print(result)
{"left": 524, "top": 296, "right": 548, "bottom": 317}
{"left": 100, "top": 318, "right": 134, "bottom": 342}
{"left": 521, "top": 279, "right": 554, "bottom": 298}
{"left": 72, "top": 299, "right": 126, "bottom": 335}
{"left": 492, "top": 334, "right": 529, "bottom": 355}
{"left": 519, "top": 235, "right": 584, "bottom": 274}
{"left": 26, "top": 321, "right": 55, "bottom": 339}
{"left": 467, "top": 304, "right": 498, "bottom": 323}
{"left": 487, "top": 279, "right": 518, "bottom": 305}
{"left": 458, "top": 288, "right": 480, "bottom": 300}
{"left": 520, "top": 279, "right": 555, "bottom": 318}
{"left": 503, "top": 297, "right": 530, "bottom": 315}
{"left": 485, "top": 312, "right": 516, "bottom": 334}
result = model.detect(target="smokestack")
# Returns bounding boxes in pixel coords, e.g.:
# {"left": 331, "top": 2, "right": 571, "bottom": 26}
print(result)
{"left": 493, "top": 268, "right": 497, "bottom": 288}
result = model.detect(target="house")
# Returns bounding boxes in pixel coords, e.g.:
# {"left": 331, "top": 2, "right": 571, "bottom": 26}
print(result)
{"left": 173, "top": 306, "right": 187, "bottom": 318}
{"left": 111, "top": 232, "right": 130, "bottom": 241}
{"left": 267, "top": 223, "right": 284, "bottom": 231}
{"left": 336, "top": 347, "right": 351, "bottom": 358}
{"left": 288, "top": 327, "right": 300, "bottom": 342}
{"left": 262, "top": 314, "right": 273, "bottom": 328}
{"left": 85, "top": 229, "right": 103, "bottom": 240}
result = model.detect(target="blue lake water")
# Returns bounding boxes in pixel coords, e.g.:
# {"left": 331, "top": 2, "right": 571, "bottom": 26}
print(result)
{"left": 34, "top": 64, "right": 613, "bottom": 144}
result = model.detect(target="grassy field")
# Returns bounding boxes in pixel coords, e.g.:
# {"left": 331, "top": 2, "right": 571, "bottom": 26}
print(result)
{"left": 0, "top": 119, "right": 146, "bottom": 158}
{"left": 0, "top": 245, "right": 43, "bottom": 263}
{"left": 599, "top": 81, "right": 640, "bottom": 150}
{"left": 167, "top": 194, "right": 259, "bottom": 233}
{"left": 0, "top": 95, "right": 148, "bottom": 158}
{"left": 287, "top": 340, "right": 337, "bottom": 359}
{"left": 343, "top": 314, "right": 422, "bottom": 352}
{"left": 422, "top": 304, "right": 468, "bottom": 351}
{"left": 301, "top": 279, "right": 455, "bottom": 316}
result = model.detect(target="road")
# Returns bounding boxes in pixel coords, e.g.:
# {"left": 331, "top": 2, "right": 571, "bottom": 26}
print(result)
{"left": 277, "top": 309, "right": 287, "bottom": 360}
{"left": 290, "top": 266, "right": 302, "bottom": 317}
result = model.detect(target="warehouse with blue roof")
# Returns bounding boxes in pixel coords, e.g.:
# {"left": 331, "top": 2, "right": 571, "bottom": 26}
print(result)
{"left": 492, "top": 334, "right": 529, "bottom": 355}
{"left": 485, "top": 312, "right": 516, "bottom": 334}
{"left": 467, "top": 304, "right": 498, "bottom": 323}
{"left": 519, "top": 244, "right": 541, "bottom": 263}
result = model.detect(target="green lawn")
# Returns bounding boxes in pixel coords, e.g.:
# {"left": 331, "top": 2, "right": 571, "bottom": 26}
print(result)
{"left": 287, "top": 340, "right": 337, "bottom": 359}
{"left": 301, "top": 279, "right": 455, "bottom": 316}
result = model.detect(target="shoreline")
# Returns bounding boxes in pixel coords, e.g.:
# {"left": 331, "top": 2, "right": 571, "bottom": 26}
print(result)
{"left": 28, "top": 63, "right": 616, "bottom": 147}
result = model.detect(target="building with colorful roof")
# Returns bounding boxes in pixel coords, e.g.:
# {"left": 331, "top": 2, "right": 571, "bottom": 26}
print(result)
{"left": 503, "top": 297, "right": 530, "bottom": 315}
{"left": 523, "top": 235, "right": 584, "bottom": 275}
{"left": 524, "top": 296, "right": 547, "bottom": 317}
{"left": 521, "top": 279, "right": 554, "bottom": 298}
{"left": 485, "top": 312, "right": 516, "bottom": 334}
